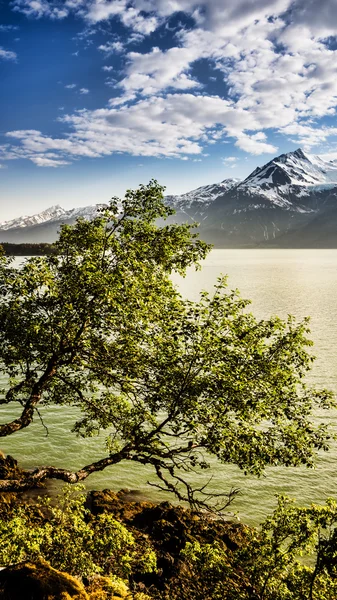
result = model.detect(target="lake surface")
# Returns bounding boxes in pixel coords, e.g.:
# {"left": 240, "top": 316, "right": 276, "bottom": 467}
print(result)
{"left": 1, "top": 250, "right": 337, "bottom": 524}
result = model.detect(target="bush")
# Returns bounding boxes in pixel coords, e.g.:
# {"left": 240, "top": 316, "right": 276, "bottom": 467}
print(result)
{"left": 178, "top": 496, "right": 337, "bottom": 600}
{"left": 0, "top": 485, "right": 157, "bottom": 579}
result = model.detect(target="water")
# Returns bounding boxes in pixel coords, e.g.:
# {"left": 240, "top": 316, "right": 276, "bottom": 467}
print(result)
{"left": 1, "top": 250, "right": 337, "bottom": 524}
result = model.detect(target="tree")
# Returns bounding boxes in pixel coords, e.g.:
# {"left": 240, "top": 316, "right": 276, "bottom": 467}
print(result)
{"left": 0, "top": 180, "right": 335, "bottom": 509}
{"left": 178, "top": 496, "right": 337, "bottom": 599}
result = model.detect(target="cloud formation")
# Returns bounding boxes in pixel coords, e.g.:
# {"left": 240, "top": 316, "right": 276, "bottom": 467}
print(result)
{"left": 98, "top": 40, "right": 124, "bottom": 54}
{"left": 5, "top": 0, "right": 337, "bottom": 166}
{"left": 0, "top": 47, "right": 17, "bottom": 61}
{"left": 0, "top": 25, "right": 19, "bottom": 31}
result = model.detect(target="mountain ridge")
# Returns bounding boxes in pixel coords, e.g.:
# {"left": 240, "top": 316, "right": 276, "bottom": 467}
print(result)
{"left": 1, "top": 148, "right": 337, "bottom": 247}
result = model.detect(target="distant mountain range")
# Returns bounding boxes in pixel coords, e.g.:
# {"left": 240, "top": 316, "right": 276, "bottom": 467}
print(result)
{"left": 2, "top": 148, "right": 337, "bottom": 247}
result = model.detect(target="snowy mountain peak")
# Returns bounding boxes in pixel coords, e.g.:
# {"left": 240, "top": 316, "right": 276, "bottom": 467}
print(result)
{"left": 2, "top": 148, "right": 337, "bottom": 248}
{"left": 242, "top": 148, "right": 337, "bottom": 189}
{"left": 166, "top": 178, "right": 240, "bottom": 209}
{"left": 0, "top": 203, "right": 106, "bottom": 231}
{"left": 0, "top": 205, "right": 66, "bottom": 231}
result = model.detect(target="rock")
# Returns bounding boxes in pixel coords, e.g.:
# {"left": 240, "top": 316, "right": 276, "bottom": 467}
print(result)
{"left": 87, "top": 490, "right": 248, "bottom": 592}
{"left": 0, "top": 558, "right": 88, "bottom": 600}
{"left": 0, "top": 454, "right": 23, "bottom": 481}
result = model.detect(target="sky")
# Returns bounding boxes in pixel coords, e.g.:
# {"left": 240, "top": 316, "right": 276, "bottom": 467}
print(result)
{"left": 1, "top": 0, "right": 337, "bottom": 220}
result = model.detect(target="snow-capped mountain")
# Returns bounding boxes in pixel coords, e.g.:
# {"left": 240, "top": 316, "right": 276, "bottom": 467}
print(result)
{"left": 1, "top": 148, "right": 337, "bottom": 247}
{"left": 166, "top": 148, "right": 337, "bottom": 217}
{"left": 165, "top": 178, "right": 240, "bottom": 209}
{"left": 0, "top": 205, "right": 66, "bottom": 231}
{"left": 0, "top": 204, "right": 105, "bottom": 231}
{"left": 165, "top": 148, "right": 337, "bottom": 246}
{"left": 0, "top": 203, "right": 107, "bottom": 242}
{"left": 242, "top": 148, "right": 337, "bottom": 188}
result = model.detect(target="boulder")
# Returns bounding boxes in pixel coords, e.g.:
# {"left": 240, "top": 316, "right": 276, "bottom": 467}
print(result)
{"left": 0, "top": 559, "right": 88, "bottom": 600}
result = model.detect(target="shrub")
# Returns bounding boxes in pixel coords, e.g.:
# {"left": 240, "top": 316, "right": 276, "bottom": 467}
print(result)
{"left": 0, "top": 485, "right": 156, "bottom": 579}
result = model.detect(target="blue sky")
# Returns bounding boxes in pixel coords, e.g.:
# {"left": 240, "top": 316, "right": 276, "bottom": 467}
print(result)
{"left": 1, "top": 0, "right": 337, "bottom": 220}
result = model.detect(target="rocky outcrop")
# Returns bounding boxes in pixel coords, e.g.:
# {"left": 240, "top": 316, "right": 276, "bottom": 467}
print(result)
{"left": 0, "top": 559, "right": 88, "bottom": 599}
{"left": 0, "top": 486, "right": 247, "bottom": 599}
{"left": 0, "top": 561, "right": 153, "bottom": 600}
{"left": 87, "top": 489, "right": 246, "bottom": 593}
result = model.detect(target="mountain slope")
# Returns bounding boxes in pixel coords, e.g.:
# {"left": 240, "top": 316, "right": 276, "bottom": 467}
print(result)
{"left": 1, "top": 148, "right": 337, "bottom": 247}
{"left": 0, "top": 205, "right": 66, "bottom": 231}
{"left": 165, "top": 148, "right": 337, "bottom": 246}
{"left": 0, "top": 204, "right": 106, "bottom": 243}
{"left": 242, "top": 148, "right": 337, "bottom": 188}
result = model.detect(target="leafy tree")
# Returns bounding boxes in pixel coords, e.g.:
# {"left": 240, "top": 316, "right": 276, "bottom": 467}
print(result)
{"left": 179, "top": 496, "right": 337, "bottom": 600}
{"left": 0, "top": 180, "right": 335, "bottom": 509}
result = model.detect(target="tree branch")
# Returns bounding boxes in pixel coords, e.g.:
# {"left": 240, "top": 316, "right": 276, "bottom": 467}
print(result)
{"left": 0, "top": 356, "right": 58, "bottom": 437}
{"left": 0, "top": 447, "right": 132, "bottom": 492}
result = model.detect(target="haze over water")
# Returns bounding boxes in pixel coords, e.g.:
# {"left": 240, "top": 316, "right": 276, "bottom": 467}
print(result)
{"left": 1, "top": 250, "right": 337, "bottom": 524}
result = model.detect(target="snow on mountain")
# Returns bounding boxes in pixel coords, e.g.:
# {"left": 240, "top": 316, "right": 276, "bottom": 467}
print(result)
{"left": 0, "top": 204, "right": 106, "bottom": 231}
{"left": 166, "top": 149, "right": 337, "bottom": 216}
{"left": 0, "top": 205, "right": 66, "bottom": 230}
{"left": 165, "top": 178, "right": 240, "bottom": 209}
{"left": 226, "top": 148, "right": 337, "bottom": 213}
{"left": 2, "top": 148, "right": 337, "bottom": 248}
{"left": 241, "top": 148, "right": 337, "bottom": 188}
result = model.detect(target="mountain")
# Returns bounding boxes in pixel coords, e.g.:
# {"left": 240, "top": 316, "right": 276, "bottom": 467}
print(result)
{"left": 165, "top": 148, "right": 337, "bottom": 247}
{"left": 0, "top": 205, "right": 66, "bottom": 231}
{"left": 1, "top": 148, "right": 337, "bottom": 247}
{"left": 242, "top": 148, "right": 337, "bottom": 188}
{"left": 0, "top": 204, "right": 106, "bottom": 243}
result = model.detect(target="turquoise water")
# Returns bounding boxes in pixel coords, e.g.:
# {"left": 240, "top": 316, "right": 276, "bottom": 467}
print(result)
{"left": 1, "top": 250, "right": 337, "bottom": 524}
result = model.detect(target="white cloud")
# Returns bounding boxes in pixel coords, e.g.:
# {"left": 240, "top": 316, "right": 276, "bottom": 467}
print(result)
{"left": 8, "top": 0, "right": 337, "bottom": 163}
{"left": 2, "top": 93, "right": 277, "bottom": 168}
{"left": 12, "top": 0, "right": 293, "bottom": 32}
{"left": 12, "top": 0, "right": 68, "bottom": 19}
{"left": 291, "top": 0, "right": 337, "bottom": 37}
{"left": 234, "top": 133, "right": 278, "bottom": 155}
{"left": 222, "top": 156, "right": 237, "bottom": 165}
{"left": 117, "top": 45, "right": 202, "bottom": 97}
{"left": 31, "top": 156, "right": 71, "bottom": 167}
{"left": 65, "top": 83, "right": 77, "bottom": 89}
{"left": 79, "top": 87, "right": 89, "bottom": 94}
{"left": 102, "top": 65, "right": 113, "bottom": 71}
{"left": 105, "top": 77, "right": 118, "bottom": 87}
{"left": 0, "top": 47, "right": 17, "bottom": 61}
{"left": 280, "top": 123, "right": 337, "bottom": 149}
{"left": 0, "top": 25, "right": 19, "bottom": 31}
{"left": 98, "top": 41, "right": 124, "bottom": 54}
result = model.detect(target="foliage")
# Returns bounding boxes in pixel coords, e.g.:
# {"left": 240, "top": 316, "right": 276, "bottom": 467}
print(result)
{"left": 178, "top": 496, "right": 337, "bottom": 600}
{"left": 0, "top": 179, "right": 335, "bottom": 508}
{"left": 0, "top": 485, "right": 157, "bottom": 579}
{"left": 87, "top": 575, "right": 152, "bottom": 600}
{"left": 2, "top": 486, "right": 337, "bottom": 599}
{"left": 0, "top": 242, "right": 55, "bottom": 256}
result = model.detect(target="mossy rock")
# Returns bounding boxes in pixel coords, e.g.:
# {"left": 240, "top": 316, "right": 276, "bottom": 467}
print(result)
{"left": 0, "top": 558, "right": 88, "bottom": 600}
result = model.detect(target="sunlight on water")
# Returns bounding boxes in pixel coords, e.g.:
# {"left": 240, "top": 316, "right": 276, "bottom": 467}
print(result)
{"left": 1, "top": 250, "right": 337, "bottom": 524}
